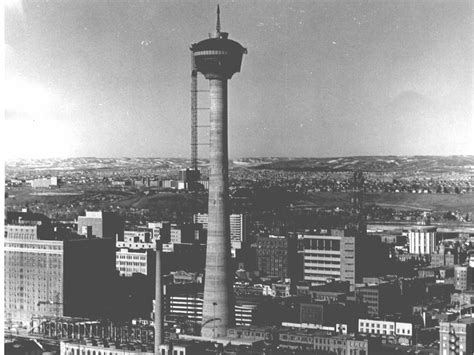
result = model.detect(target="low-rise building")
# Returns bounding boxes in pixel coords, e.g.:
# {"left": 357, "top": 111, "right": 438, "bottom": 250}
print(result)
{"left": 116, "top": 249, "right": 154, "bottom": 277}
{"left": 277, "top": 329, "right": 380, "bottom": 354}
{"left": 60, "top": 340, "right": 153, "bottom": 355}
{"left": 358, "top": 318, "right": 413, "bottom": 345}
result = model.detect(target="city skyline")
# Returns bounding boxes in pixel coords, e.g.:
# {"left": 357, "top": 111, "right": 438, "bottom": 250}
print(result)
{"left": 4, "top": 0, "right": 473, "bottom": 159}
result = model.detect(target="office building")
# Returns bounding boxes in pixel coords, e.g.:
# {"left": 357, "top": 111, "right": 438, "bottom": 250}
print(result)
{"left": 302, "top": 230, "right": 343, "bottom": 286}
{"left": 4, "top": 229, "right": 115, "bottom": 327}
{"left": 302, "top": 229, "right": 387, "bottom": 291}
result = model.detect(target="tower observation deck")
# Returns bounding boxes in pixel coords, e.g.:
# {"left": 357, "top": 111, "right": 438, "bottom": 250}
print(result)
{"left": 190, "top": 6, "right": 246, "bottom": 339}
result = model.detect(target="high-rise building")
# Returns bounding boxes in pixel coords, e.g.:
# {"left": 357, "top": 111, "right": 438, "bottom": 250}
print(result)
{"left": 408, "top": 226, "right": 437, "bottom": 255}
{"left": 302, "top": 230, "right": 344, "bottom": 286}
{"left": 302, "top": 229, "right": 388, "bottom": 292}
{"left": 77, "top": 210, "right": 124, "bottom": 240}
{"left": 190, "top": 7, "right": 246, "bottom": 338}
{"left": 4, "top": 220, "right": 115, "bottom": 327}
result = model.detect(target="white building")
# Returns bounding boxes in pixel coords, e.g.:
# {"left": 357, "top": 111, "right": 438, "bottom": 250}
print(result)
{"left": 235, "top": 304, "right": 257, "bottom": 326}
{"left": 117, "top": 229, "right": 155, "bottom": 249}
{"left": 358, "top": 319, "right": 413, "bottom": 345}
{"left": 408, "top": 226, "right": 437, "bottom": 255}
{"left": 60, "top": 341, "right": 153, "bottom": 355}
{"left": 116, "top": 249, "right": 151, "bottom": 277}
{"left": 124, "top": 229, "right": 153, "bottom": 243}
{"left": 116, "top": 240, "right": 155, "bottom": 250}
{"left": 30, "top": 176, "right": 59, "bottom": 188}
{"left": 301, "top": 232, "right": 342, "bottom": 285}
{"left": 166, "top": 296, "right": 255, "bottom": 326}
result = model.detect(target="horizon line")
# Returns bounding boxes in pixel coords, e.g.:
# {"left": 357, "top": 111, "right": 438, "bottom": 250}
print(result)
{"left": 5, "top": 154, "right": 474, "bottom": 161}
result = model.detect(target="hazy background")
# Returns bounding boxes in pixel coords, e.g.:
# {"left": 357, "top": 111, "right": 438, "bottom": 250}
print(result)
{"left": 4, "top": 0, "right": 473, "bottom": 159}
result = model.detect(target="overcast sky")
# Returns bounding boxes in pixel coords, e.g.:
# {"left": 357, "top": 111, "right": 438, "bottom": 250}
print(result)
{"left": 4, "top": 0, "right": 473, "bottom": 159}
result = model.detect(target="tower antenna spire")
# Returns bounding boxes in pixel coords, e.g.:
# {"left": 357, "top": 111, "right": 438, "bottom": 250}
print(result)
{"left": 216, "top": 4, "right": 221, "bottom": 34}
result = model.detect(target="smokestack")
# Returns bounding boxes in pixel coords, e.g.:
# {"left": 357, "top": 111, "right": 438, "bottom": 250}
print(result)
{"left": 154, "top": 240, "right": 163, "bottom": 353}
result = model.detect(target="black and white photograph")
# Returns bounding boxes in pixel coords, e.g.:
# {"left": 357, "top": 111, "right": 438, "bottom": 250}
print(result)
{"left": 3, "top": 1, "right": 473, "bottom": 354}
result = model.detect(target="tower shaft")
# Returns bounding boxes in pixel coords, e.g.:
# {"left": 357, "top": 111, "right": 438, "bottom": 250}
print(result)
{"left": 154, "top": 242, "right": 163, "bottom": 352}
{"left": 201, "top": 78, "right": 233, "bottom": 338}
{"left": 191, "top": 5, "right": 246, "bottom": 339}
{"left": 191, "top": 54, "right": 198, "bottom": 171}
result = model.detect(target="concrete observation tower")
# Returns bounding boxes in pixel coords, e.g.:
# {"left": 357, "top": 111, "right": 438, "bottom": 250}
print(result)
{"left": 191, "top": 6, "right": 246, "bottom": 338}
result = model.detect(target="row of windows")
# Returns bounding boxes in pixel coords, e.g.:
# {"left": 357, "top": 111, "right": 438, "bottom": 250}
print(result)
{"left": 116, "top": 255, "right": 146, "bottom": 260}
{"left": 305, "top": 260, "right": 340, "bottom": 265}
{"left": 304, "top": 266, "right": 340, "bottom": 271}
{"left": 304, "top": 253, "right": 340, "bottom": 258}
{"left": 5, "top": 243, "right": 62, "bottom": 250}
{"left": 117, "top": 262, "right": 146, "bottom": 267}
{"left": 360, "top": 322, "right": 394, "bottom": 329}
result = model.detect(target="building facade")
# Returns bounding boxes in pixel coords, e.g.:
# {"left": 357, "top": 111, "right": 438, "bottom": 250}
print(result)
{"left": 358, "top": 318, "right": 413, "bottom": 345}
{"left": 302, "top": 230, "right": 344, "bottom": 286}
{"left": 440, "top": 317, "right": 474, "bottom": 355}
{"left": 60, "top": 341, "right": 153, "bottom": 355}
{"left": 278, "top": 329, "right": 378, "bottom": 354}
{"left": 455, "top": 266, "right": 474, "bottom": 291}
{"left": 408, "top": 226, "right": 437, "bottom": 255}
{"left": 193, "top": 213, "right": 248, "bottom": 245}
{"left": 116, "top": 249, "right": 154, "bottom": 277}
{"left": 256, "top": 235, "right": 296, "bottom": 279}
{"left": 355, "top": 282, "right": 401, "bottom": 317}
{"left": 5, "top": 236, "right": 115, "bottom": 327}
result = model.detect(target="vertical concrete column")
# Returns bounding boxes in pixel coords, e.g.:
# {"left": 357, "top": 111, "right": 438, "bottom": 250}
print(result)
{"left": 201, "top": 77, "right": 233, "bottom": 338}
{"left": 155, "top": 240, "right": 164, "bottom": 354}
{"left": 191, "top": 53, "right": 198, "bottom": 171}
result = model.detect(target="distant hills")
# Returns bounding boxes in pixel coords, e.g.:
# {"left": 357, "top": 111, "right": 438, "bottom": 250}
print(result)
{"left": 249, "top": 156, "right": 474, "bottom": 173}
{"left": 5, "top": 156, "right": 474, "bottom": 174}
